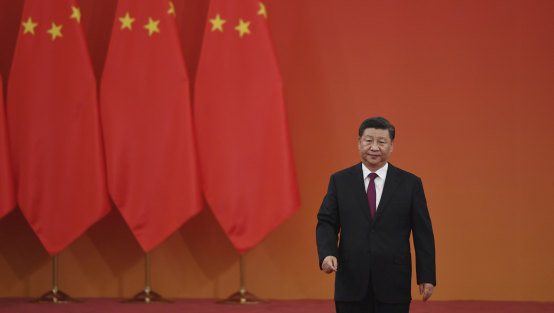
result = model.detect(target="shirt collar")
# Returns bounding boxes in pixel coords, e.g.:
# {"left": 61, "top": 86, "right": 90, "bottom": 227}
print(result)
{"left": 362, "top": 162, "right": 389, "bottom": 179}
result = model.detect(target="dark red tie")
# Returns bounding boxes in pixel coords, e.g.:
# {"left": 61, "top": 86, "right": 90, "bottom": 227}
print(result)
{"left": 367, "top": 173, "right": 378, "bottom": 219}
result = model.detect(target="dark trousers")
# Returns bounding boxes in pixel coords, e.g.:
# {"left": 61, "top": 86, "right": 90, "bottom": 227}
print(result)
{"left": 335, "top": 280, "right": 410, "bottom": 313}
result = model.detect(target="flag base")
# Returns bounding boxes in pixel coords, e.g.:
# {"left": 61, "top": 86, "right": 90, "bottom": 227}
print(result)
{"left": 122, "top": 289, "right": 173, "bottom": 304}
{"left": 31, "top": 289, "right": 80, "bottom": 304}
{"left": 217, "top": 288, "right": 267, "bottom": 304}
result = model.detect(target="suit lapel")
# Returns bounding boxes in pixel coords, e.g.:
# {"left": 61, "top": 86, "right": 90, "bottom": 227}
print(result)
{"left": 374, "top": 163, "right": 402, "bottom": 222}
{"left": 351, "top": 163, "right": 371, "bottom": 222}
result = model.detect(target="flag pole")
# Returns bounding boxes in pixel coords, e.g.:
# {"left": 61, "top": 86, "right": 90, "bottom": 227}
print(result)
{"left": 123, "top": 252, "right": 172, "bottom": 303}
{"left": 217, "top": 254, "right": 267, "bottom": 304}
{"left": 31, "top": 254, "right": 79, "bottom": 303}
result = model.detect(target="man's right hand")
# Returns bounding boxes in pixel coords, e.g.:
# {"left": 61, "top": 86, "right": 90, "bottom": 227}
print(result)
{"left": 321, "top": 256, "right": 338, "bottom": 273}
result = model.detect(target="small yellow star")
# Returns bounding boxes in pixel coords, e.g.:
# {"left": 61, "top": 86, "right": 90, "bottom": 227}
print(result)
{"left": 209, "top": 14, "right": 226, "bottom": 32}
{"left": 167, "top": 1, "right": 176, "bottom": 17}
{"left": 119, "top": 12, "right": 135, "bottom": 30}
{"left": 70, "top": 6, "right": 81, "bottom": 23}
{"left": 46, "top": 22, "right": 63, "bottom": 41}
{"left": 144, "top": 17, "right": 160, "bottom": 36}
{"left": 257, "top": 2, "right": 267, "bottom": 19}
{"left": 234, "top": 18, "right": 251, "bottom": 38}
{"left": 21, "top": 17, "right": 38, "bottom": 35}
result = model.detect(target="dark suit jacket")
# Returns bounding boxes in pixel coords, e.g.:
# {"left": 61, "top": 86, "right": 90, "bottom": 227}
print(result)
{"left": 316, "top": 163, "right": 436, "bottom": 303}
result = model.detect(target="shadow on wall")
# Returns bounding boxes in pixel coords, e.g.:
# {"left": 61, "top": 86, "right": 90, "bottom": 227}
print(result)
{"left": 0, "top": 209, "right": 50, "bottom": 293}
{"left": 179, "top": 207, "right": 238, "bottom": 280}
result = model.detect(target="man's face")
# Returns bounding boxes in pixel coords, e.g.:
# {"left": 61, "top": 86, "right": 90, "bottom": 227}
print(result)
{"left": 358, "top": 128, "right": 394, "bottom": 171}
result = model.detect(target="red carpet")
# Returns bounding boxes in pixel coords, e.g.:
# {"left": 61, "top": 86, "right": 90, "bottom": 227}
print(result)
{"left": 0, "top": 299, "right": 553, "bottom": 313}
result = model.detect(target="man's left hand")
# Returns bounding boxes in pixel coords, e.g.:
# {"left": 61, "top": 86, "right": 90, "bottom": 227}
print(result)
{"left": 419, "top": 283, "right": 434, "bottom": 302}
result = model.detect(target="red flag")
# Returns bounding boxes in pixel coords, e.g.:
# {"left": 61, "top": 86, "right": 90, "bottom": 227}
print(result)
{"left": 100, "top": 0, "right": 202, "bottom": 252}
{"left": 7, "top": 0, "right": 110, "bottom": 255}
{"left": 194, "top": 0, "right": 300, "bottom": 253}
{"left": 0, "top": 75, "right": 15, "bottom": 219}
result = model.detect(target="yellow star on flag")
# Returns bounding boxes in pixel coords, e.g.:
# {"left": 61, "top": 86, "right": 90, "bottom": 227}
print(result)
{"left": 234, "top": 18, "right": 251, "bottom": 38}
{"left": 46, "top": 22, "right": 63, "bottom": 41}
{"left": 209, "top": 14, "right": 226, "bottom": 32}
{"left": 144, "top": 17, "right": 160, "bottom": 36}
{"left": 70, "top": 6, "right": 81, "bottom": 23}
{"left": 22, "top": 17, "right": 38, "bottom": 35}
{"left": 119, "top": 12, "right": 135, "bottom": 30}
{"left": 168, "top": 1, "right": 176, "bottom": 17}
{"left": 257, "top": 2, "right": 267, "bottom": 19}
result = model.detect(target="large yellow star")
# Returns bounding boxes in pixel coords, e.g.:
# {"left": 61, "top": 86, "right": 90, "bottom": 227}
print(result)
{"left": 46, "top": 22, "right": 63, "bottom": 41}
{"left": 144, "top": 17, "right": 160, "bottom": 36}
{"left": 257, "top": 2, "right": 267, "bottom": 19}
{"left": 21, "top": 17, "right": 38, "bottom": 35}
{"left": 119, "top": 12, "right": 135, "bottom": 30}
{"left": 209, "top": 14, "right": 226, "bottom": 32}
{"left": 70, "top": 6, "right": 81, "bottom": 23}
{"left": 167, "top": 1, "right": 176, "bottom": 17}
{"left": 234, "top": 18, "right": 251, "bottom": 38}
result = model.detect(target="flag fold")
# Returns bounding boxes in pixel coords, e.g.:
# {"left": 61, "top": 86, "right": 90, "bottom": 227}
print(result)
{"left": 0, "top": 75, "right": 15, "bottom": 219}
{"left": 194, "top": 0, "right": 300, "bottom": 253}
{"left": 100, "top": 0, "right": 202, "bottom": 252}
{"left": 7, "top": 0, "right": 110, "bottom": 255}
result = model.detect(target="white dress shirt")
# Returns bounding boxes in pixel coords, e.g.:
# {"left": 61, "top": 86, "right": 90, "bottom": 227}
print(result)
{"left": 362, "top": 162, "right": 389, "bottom": 210}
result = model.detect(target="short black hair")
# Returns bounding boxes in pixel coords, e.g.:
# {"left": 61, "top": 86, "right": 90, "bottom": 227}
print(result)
{"left": 358, "top": 117, "right": 395, "bottom": 141}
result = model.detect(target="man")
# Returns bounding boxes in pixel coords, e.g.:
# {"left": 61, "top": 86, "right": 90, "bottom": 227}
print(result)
{"left": 316, "top": 117, "right": 436, "bottom": 313}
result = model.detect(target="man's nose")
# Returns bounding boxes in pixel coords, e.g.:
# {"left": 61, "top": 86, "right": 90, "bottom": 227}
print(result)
{"left": 369, "top": 143, "right": 379, "bottom": 150}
